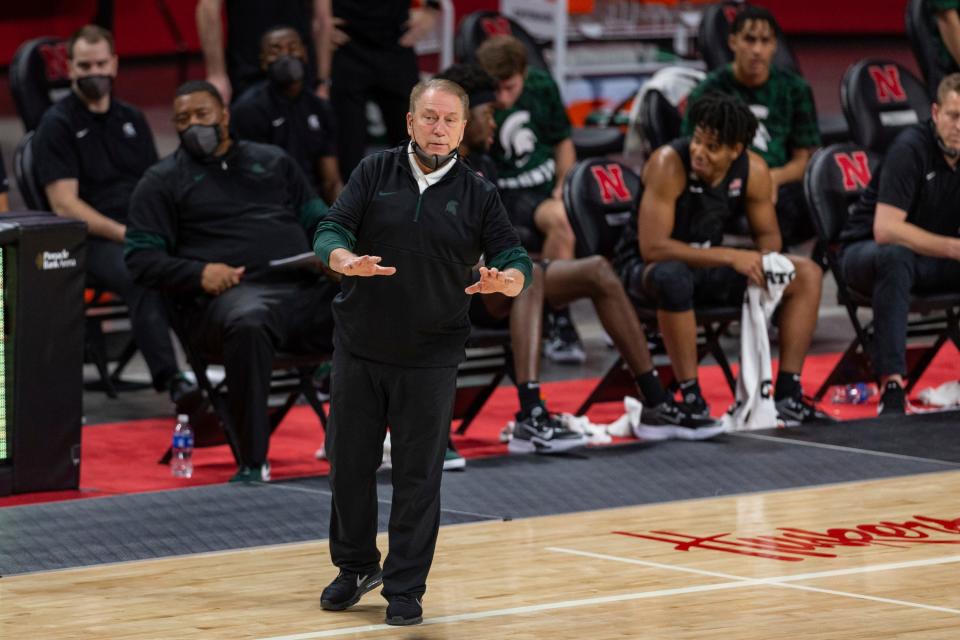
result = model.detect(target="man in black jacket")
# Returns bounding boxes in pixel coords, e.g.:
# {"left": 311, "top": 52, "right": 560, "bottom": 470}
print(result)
{"left": 125, "top": 80, "right": 337, "bottom": 482}
{"left": 313, "top": 79, "right": 532, "bottom": 626}
{"left": 231, "top": 26, "right": 343, "bottom": 204}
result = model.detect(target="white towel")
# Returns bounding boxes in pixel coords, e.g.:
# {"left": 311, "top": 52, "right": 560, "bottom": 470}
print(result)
{"left": 918, "top": 380, "right": 960, "bottom": 407}
{"left": 723, "top": 253, "right": 796, "bottom": 431}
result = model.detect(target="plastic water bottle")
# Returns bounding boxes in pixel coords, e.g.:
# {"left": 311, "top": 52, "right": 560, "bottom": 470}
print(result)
{"left": 831, "top": 382, "right": 878, "bottom": 405}
{"left": 171, "top": 414, "right": 194, "bottom": 478}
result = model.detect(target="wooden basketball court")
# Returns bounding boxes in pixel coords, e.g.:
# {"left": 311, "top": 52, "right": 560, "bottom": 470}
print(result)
{"left": 4, "top": 469, "right": 958, "bottom": 639}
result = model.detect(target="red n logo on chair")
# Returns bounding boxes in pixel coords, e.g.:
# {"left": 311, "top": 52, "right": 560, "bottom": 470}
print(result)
{"left": 833, "top": 152, "right": 871, "bottom": 191}
{"left": 723, "top": 5, "right": 740, "bottom": 23}
{"left": 590, "top": 164, "right": 632, "bottom": 204}
{"left": 867, "top": 65, "right": 906, "bottom": 103}
{"left": 39, "top": 42, "right": 70, "bottom": 81}
{"left": 480, "top": 17, "right": 512, "bottom": 37}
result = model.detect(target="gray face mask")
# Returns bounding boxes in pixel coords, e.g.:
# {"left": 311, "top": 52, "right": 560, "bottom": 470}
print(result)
{"left": 179, "top": 123, "right": 222, "bottom": 159}
{"left": 75, "top": 75, "right": 112, "bottom": 101}
{"left": 267, "top": 55, "right": 306, "bottom": 89}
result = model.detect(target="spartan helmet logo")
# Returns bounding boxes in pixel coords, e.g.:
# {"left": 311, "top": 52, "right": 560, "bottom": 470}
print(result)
{"left": 498, "top": 111, "right": 537, "bottom": 168}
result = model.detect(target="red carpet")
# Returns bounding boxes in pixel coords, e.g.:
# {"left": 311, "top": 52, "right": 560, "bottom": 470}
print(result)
{"left": 2, "top": 345, "right": 957, "bottom": 508}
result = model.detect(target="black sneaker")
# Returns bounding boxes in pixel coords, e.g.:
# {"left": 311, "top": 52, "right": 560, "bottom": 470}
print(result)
{"left": 320, "top": 568, "right": 383, "bottom": 611}
{"left": 508, "top": 405, "right": 587, "bottom": 454}
{"left": 229, "top": 463, "right": 271, "bottom": 483}
{"left": 775, "top": 394, "right": 835, "bottom": 426}
{"left": 878, "top": 380, "right": 906, "bottom": 416}
{"left": 544, "top": 310, "right": 586, "bottom": 364}
{"left": 168, "top": 372, "right": 203, "bottom": 414}
{"left": 634, "top": 399, "right": 725, "bottom": 441}
{"left": 385, "top": 594, "right": 423, "bottom": 626}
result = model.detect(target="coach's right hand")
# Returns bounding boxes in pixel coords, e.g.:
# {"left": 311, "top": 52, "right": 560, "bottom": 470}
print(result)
{"left": 729, "top": 249, "right": 766, "bottom": 289}
{"left": 330, "top": 249, "right": 397, "bottom": 277}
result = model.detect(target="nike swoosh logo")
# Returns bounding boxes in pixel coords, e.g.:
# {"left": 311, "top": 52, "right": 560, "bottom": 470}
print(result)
{"left": 76, "top": 128, "right": 89, "bottom": 139}
{"left": 378, "top": 190, "right": 398, "bottom": 197}
{"left": 357, "top": 574, "right": 367, "bottom": 587}
{"left": 272, "top": 117, "right": 285, "bottom": 127}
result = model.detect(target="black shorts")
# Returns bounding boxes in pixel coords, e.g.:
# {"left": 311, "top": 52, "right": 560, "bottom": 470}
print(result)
{"left": 619, "top": 258, "right": 746, "bottom": 311}
{"left": 499, "top": 188, "right": 550, "bottom": 253}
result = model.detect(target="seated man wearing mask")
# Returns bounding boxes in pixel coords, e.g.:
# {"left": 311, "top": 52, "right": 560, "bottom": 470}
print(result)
{"left": 125, "top": 80, "right": 338, "bottom": 482}
{"left": 32, "top": 24, "right": 192, "bottom": 405}
{"left": 232, "top": 25, "right": 343, "bottom": 204}
{"left": 839, "top": 74, "right": 960, "bottom": 415}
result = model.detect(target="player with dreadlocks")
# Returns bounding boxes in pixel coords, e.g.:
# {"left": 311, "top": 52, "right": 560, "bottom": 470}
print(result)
{"left": 613, "top": 92, "right": 829, "bottom": 429}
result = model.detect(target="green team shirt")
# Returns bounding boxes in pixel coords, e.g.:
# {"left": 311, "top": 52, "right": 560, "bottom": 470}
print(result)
{"left": 682, "top": 64, "right": 821, "bottom": 168}
{"left": 489, "top": 67, "right": 572, "bottom": 195}
{"left": 928, "top": 0, "right": 960, "bottom": 70}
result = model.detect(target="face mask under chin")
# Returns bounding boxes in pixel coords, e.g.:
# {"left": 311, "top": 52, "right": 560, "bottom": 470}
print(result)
{"left": 75, "top": 75, "right": 113, "bottom": 101}
{"left": 179, "top": 123, "right": 222, "bottom": 159}
{"left": 937, "top": 133, "right": 960, "bottom": 159}
{"left": 410, "top": 137, "right": 459, "bottom": 171}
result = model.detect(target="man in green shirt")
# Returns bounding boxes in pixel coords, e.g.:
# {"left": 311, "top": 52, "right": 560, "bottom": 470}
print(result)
{"left": 683, "top": 6, "right": 821, "bottom": 248}
{"left": 929, "top": 0, "right": 960, "bottom": 77}
{"left": 476, "top": 34, "right": 586, "bottom": 364}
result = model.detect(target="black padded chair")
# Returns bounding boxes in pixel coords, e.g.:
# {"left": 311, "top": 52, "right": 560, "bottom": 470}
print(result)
{"left": 9, "top": 37, "right": 72, "bottom": 132}
{"left": 639, "top": 88, "right": 682, "bottom": 152}
{"left": 803, "top": 143, "right": 960, "bottom": 400}
{"left": 454, "top": 10, "right": 624, "bottom": 158}
{"left": 453, "top": 328, "right": 515, "bottom": 435}
{"left": 13, "top": 131, "right": 144, "bottom": 398}
{"left": 159, "top": 298, "right": 333, "bottom": 465}
{"left": 906, "top": 0, "right": 959, "bottom": 100}
{"left": 697, "top": 2, "right": 800, "bottom": 73}
{"left": 841, "top": 59, "right": 931, "bottom": 153}
{"left": 562, "top": 158, "right": 739, "bottom": 415}
{"left": 455, "top": 10, "right": 549, "bottom": 72}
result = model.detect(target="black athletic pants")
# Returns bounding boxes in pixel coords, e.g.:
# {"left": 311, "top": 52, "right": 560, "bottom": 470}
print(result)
{"left": 841, "top": 240, "right": 960, "bottom": 377}
{"left": 330, "top": 41, "right": 419, "bottom": 180}
{"left": 187, "top": 276, "right": 336, "bottom": 467}
{"left": 87, "top": 238, "right": 178, "bottom": 390}
{"left": 326, "top": 335, "right": 457, "bottom": 598}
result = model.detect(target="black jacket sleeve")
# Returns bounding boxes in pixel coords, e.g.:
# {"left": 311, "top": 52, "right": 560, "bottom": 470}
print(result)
{"left": 479, "top": 184, "right": 533, "bottom": 290}
{"left": 314, "top": 153, "right": 376, "bottom": 262}
{"left": 124, "top": 169, "right": 207, "bottom": 296}
{"left": 280, "top": 152, "right": 328, "bottom": 238}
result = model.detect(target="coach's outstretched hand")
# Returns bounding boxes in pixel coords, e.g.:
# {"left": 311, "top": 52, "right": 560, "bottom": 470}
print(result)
{"left": 339, "top": 254, "right": 397, "bottom": 277}
{"left": 465, "top": 266, "right": 522, "bottom": 297}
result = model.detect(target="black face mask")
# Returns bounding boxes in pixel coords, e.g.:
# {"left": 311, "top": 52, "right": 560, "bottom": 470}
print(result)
{"left": 410, "top": 135, "right": 459, "bottom": 171}
{"left": 179, "top": 123, "right": 222, "bottom": 159}
{"left": 267, "top": 56, "right": 306, "bottom": 90}
{"left": 75, "top": 75, "right": 112, "bottom": 101}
